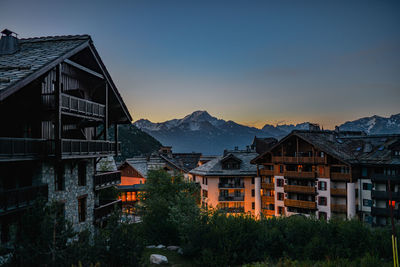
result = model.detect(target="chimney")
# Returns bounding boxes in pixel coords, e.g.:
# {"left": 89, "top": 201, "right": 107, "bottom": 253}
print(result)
{"left": 0, "top": 29, "right": 20, "bottom": 55}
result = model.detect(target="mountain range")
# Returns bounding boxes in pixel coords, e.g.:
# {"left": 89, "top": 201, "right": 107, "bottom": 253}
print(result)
{"left": 134, "top": 111, "right": 400, "bottom": 155}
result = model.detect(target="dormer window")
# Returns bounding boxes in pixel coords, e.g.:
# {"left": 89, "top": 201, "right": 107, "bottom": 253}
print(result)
{"left": 221, "top": 153, "right": 242, "bottom": 170}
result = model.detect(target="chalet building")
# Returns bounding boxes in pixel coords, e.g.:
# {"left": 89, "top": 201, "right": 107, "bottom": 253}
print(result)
{"left": 117, "top": 147, "right": 202, "bottom": 213}
{"left": 251, "top": 129, "right": 400, "bottom": 225}
{"left": 189, "top": 149, "right": 259, "bottom": 216}
{"left": 0, "top": 29, "right": 132, "bottom": 242}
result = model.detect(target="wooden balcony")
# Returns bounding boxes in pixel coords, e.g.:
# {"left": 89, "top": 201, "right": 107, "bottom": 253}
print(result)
{"left": 218, "top": 183, "right": 244, "bottom": 189}
{"left": 262, "top": 209, "right": 276, "bottom": 217}
{"left": 219, "top": 207, "right": 244, "bottom": 213}
{"left": 331, "top": 188, "right": 347, "bottom": 197}
{"left": 0, "top": 185, "right": 48, "bottom": 215}
{"left": 0, "top": 137, "right": 46, "bottom": 161}
{"left": 218, "top": 195, "right": 244, "bottom": 201}
{"left": 284, "top": 199, "right": 316, "bottom": 209}
{"left": 261, "top": 183, "right": 274, "bottom": 190}
{"left": 61, "top": 93, "right": 105, "bottom": 119}
{"left": 259, "top": 169, "right": 274, "bottom": 176}
{"left": 94, "top": 199, "right": 122, "bottom": 222}
{"left": 262, "top": 195, "right": 275, "bottom": 203}
{"left": 284, "top": 171, "right": 316, "bottom": 179}
{"left": 331, "top": 204, "right": 347, "bottom": 213}
{"left": 372, "top": 191, "right": 400, "bottom": 201}
{"left": 330, "top": 172, "right": 351, "bottom": 181}
{"left": 284, "top": 185, "right": 316, "bottom": 194}
{"left": 273, "top": 156, "right": 325, "bottom": 164}
{"left": 94, "top": 171, "right": 121, "bottom": 190}
{"left": 372, "top": 174, "right": 400, "bottom": 183}
{"left": 60, "top": 139, "right": 120, "bottom": 158}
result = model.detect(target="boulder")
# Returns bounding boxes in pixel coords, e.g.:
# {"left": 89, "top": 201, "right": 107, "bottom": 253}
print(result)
{"left": 167, "top": 245, "right": 180, "bottom": 251}
{"left": 146, "top": 245, "right": 156, "bottom": 249}
{"left": 156, "top": 244, "right": 165, "bottom": 249}
{"left": 150, "top": 254, "right": 168, "bottom": 265}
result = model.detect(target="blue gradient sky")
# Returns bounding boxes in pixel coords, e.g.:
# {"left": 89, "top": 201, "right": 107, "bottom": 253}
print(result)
{"left": 1, "top": 0, "right": 399, "bottom": 128}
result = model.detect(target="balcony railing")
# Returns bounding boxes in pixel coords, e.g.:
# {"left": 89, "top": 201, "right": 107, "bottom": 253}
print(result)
{"left": 219, "top": 207, "right": 244, "bottom": 213}
{"left": 273, "top": 156, "right": 325, "bottom": 164}
{"left": 284, "top": 185, "right": 316, "bottom": 194}
{"left": 0, "top": 137, "right": 46, "bottom": 160}
{"left": 331, "top": 188, "right": 347, "bottom": 196}
{"left": 0, "top": 185, "right": 48, "bottom": 214}
{"left": 259, "top": 169, "right": 274, "bottom": 176}
{"left": 94, "top": 199, "right": 122, "bottom": 222}
{"left": 372, "top": 174, "right": 400, "bottom": 183}
{"left": 60, "top": 139, "right": 120, "bottom": 157}
{"left": 372, "top": 191, "right": 400, "bottom": 200}
{"left": 331, "top": 204, "right": 347, "bottom": 213}
{"left": 61, "top": 93, "right": 105, "bottom": 118}
{"left": 261, "top": 183, "right": 274, "bottom": 190}
{"left": 284, "top": 199, "right": 316, "bottom": 209}
{"left": 262, "top": 195, "right": 275, "bottom": 203}
{"left": 330, "top": 172, "right": 351, "bottom": 181}
{"left": 218, "top": 195, "right": 245, "bottom": 201}
{"left": 94, "top": 171, "right": 121, "bottom": 190}
{"left": 218, "top": 183, "right": 244, "bottom": 189}
{"left": 284, "top": 171, "right": 316, "bottom": 179}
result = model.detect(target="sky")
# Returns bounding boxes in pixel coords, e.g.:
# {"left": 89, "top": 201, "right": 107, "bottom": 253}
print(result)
{"left": 1, "top": 0, "right": 399, "bottom": 128}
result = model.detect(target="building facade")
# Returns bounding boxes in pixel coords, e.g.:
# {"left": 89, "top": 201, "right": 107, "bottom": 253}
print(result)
{"left": 0, "top": 29, "right": 132, "bottom": 242}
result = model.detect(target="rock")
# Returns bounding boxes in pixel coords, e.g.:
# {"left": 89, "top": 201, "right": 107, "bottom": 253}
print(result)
{"left": 177, "top": 248, "right": 183, "bottom": 255}
{"left": 156, "top": 244, "right": 165, "bottom": 249}
{"left": 150, "top": 254, "right": 168, "bottom": 265}
{"left": 146, "top": 245, "right": 156, "bottom": 248}
{"left": 167, "top": 245, "right": 180, "bottom": 251}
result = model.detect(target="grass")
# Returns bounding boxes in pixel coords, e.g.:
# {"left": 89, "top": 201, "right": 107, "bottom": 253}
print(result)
{"left": 140, "top": 248, "right": 197, "bottom": 267}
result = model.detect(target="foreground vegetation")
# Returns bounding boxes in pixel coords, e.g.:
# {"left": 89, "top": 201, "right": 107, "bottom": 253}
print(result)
{"left": 1, "top": 170, "right": 395, "bottom": 266}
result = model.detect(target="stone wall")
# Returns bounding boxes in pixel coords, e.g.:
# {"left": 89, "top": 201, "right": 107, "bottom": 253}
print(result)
{"left": 41, "top": 159, "right": 95, "bottom": 233}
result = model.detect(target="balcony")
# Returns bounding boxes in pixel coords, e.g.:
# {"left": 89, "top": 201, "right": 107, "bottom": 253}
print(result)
{"left": 372, "top": 174, "right": 400, "bottom": 183}
{"left": 372, "top": 191, "right": 400, "bottom": 201}
{"left": 284, "top": 185, "right": 316, "bottom": 194}
{"left": 218, "top": 195, "right": 244, "bottom": 201}
{"left": 94, "top": 199, "right": 122, "bottom": 222}
{"left": 61, "top": 93, "right": 105, "bottom": 119}
{"left": 262, "top": 195, "right": 275, "bottom": 203}
{"left": 284, "top": 199, "right": 316, "bottom": 209}
{"left": 0, "top": 185, "right": 48, "bottom": 215}
{"left": 219, "top": 207, "right": 244, "bottom": 213}
{"left": 218, "top": 183, "right": 244, "bottom": 189}
{"left": 284, "top": 171, "right": 316, "bottom": 179}
{"left": 330, "top": 172, "right": 351, "bottom": 181}
{"left": 273, "top": 156, "right": 325, "bottom": 164}
{"left": 94, "top": 171, "right": 121, "bottom": 190}
{"left": 331, "top": 188, "right": 347, "bottom": 197}
{"left": 331, "top": 204, "right": 347, "bottom": 213}
{"left": 60, "top": 139, "right": 120, "bottom": 158}
{"left": 262, "top": 183, "right": 274, "bottom": 190}
{"left": 259, "top": 169, "right": 274, "bottom": 176}
{"left": 0, "top": 137, "right": 46, "bottom": 161}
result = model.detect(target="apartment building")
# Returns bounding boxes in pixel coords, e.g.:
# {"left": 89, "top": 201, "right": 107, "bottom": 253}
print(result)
{"left": 0, "top": 29, "right": 132, "bottom": 242}
{"left": 189, "top": 149, "right": 259, "bottom": 216}
{"left": 251, "top": 128, "right": 400, "bottom": 225}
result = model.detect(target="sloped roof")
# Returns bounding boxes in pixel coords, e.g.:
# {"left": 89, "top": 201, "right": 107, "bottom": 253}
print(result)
{"left": 123, "top": 157, "right": 149, "bottom": 178}
{"left": 190, "top": 151, "right": 258, "bottom": 176}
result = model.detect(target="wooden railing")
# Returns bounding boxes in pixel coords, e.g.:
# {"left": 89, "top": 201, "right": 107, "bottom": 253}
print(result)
{"left": 218, "top": 195, "right": 245, "bottom": 201}
{"left": 284, "top": 171, "right": 316, "bottom": 179}
{"left": 372, "top": 191, "right": 400, "bottom": 200}
{"left": 331, "top": 188, "right": 346, "bottom": 196}
{"left": 284, "top": 185, "right": 316, "bottom": 194}
{"left": 60, "top": 139, "right": 120, "bottom": 156}
{"left": 262, "top": 195, "right": 275, "bottom": 203}
{"left": 331, "top": 204, "right": 347, "bottom": 213}
{"left": 0, "top": 137, "right": 46, "bottom": 160}
{"left": 0, "top": 185, "right": 48, "bottom": 213}
{"left": 372, "top": 174, "right": 400, "bottom": 183}
{"left": 94, "top": 171, "right": 121, "bottom": 190}
{"left": 219, "top": 207, "right": 244, "bottom": 213}
{"left": 284, "top": 199, "right": 316, "bottom": 209}
{"left": 273, "top": 156, "right": 325, "bottom": 164}
{"left": 61, "top": 93, "right": 105, "bottom": 118}
{"left": 259, "top": 169, "right": 274, "bottom": 176}
{"left": 218, "top": 183, "right": 244, "bottom": 188}
{"left": 94, "top": 199, "right": 122, "bottom": 221}
{"left": 261, "top": 183, "right": 274, "bottom": 190}
{"left": 330, "top": 172, "right": 351, "bottom": 181}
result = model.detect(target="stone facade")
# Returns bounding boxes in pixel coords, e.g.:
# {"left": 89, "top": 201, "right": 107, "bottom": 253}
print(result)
{"left": 41, "top": 160, "right": 95, "bottom": 233}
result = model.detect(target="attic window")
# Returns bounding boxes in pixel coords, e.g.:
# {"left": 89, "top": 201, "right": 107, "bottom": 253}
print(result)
{"left": 223, "top": 162, "right": 240, "bottom": 169}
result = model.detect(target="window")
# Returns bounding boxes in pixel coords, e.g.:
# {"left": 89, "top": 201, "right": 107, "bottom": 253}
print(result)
{"left": 319, "top": 212, "right": 327, "bottom": 220}
{"left": 319, "top": 166, "right": 325, "bottom": 177}
{"left": 318, "top": 196, "right": 327, "bottom": 206}
{"left": 362, "top": 167, "right": 368, "bottom": 177}
{"left": 251, "top": 189, "right": 255, "bottom": 197}
{"left": 205, "top": 177, "right": 208, "bottom": 185}
{"left": 78, "top": 161, "right": 87, "bottom": 186}
{"left": 279, "top": 165, "right": 284, "bottom": 173}
{"left": 251, "top": 177, "right": 255, "bottom": 184}
{"left": 318, "top": 181, "right": 327, "bottom": 191}
{"left": 252, "top": 202, "right": 255, "bottom": 209}
{"left": 55, "top": 163, "right": 65, "bottom": 191}
{"left": 276, "top": 179, "right": 284, "bottom": 187}
{"left": 363, "top": 199, "right": 372, "bottom": 207}
{"left": 78, "top": 196, "right": 87, "bottom": 222}
{"left": 278, "top": 206, "right": 284, "bottom": 215}
{"left": 363, "top": 183, "right": 372, "bottom": 190}
{"left": 277, "top": 192, "right": 284, "bottom": 201}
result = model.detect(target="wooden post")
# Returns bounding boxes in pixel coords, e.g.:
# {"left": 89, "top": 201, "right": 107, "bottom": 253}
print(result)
{"left": 104, "top": 83, "right": 108, "bottom": 141}
{"left": 55, "top": 64, "right": 62, "bottom": 160}
{"left": 114, "top": 122, "right": 118, "bottom": 156}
